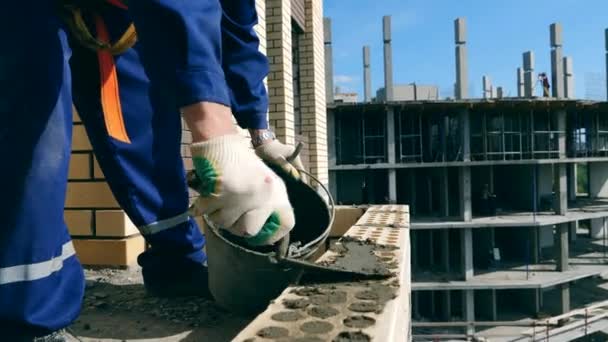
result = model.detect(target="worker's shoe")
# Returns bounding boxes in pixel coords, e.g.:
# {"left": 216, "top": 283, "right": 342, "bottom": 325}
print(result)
{"left": 142, "top": 260, "right": 212, "bottom": 299}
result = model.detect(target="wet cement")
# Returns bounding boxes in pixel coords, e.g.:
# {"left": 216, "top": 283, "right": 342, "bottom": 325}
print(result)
{"left": 326, "top": 237, "right": 395, "bottom": 276}
{"left": 343, "top": 316, "right": 376, "bottom": 329}
{"left": 300, "top": 320, "right": 334, "bottom": 334}
{"left": 271, "top": 311, "right": 305, "bottom": 322}
{"left": 257, "top": 326, "right": 289, "bottom": 338}
{"left": 348, "top": 302, "right": 379, "bottom": 313}
{"left": 310, "top": 290, "right": 348, "bottom": 305}
{"left": 307, "top": 306, "right": 339, "bottom": 319}
{"left": 292, "top": 287, "right": 325, "bottom": 297}
{"left": 283, "top": 298, "right": 310, "bottom": 309}
{"left": 332, "top": 331, "right": 371, "bottom": 342}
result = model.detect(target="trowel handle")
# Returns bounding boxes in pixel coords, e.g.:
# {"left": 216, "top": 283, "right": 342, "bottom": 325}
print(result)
{"left": 274, "top": 233, "right": 290, "bottom": 259}
{"left": 287, "top": 142, "right": 304, "bottom": 162}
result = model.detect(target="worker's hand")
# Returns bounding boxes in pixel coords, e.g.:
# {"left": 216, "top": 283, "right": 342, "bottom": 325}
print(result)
{"left": 191, "top": 134, "right": 295, "bottom": 246}
{"left": 255, "top": 139, "right": 305, "bottom": 181}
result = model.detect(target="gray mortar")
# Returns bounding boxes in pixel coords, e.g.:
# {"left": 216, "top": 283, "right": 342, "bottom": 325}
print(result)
{"left": 307, "top": 306, "right": 339, "bottom": 319}
{"left": 310, "top": 290, "right": 347, "bottom": 305}
{"left": 332, "top": 331, "right": 371, "bottom": 342}
{"left": 348, "top": 302, "right": 379, "bottom": 313}
{"left": 300, "top": 320, "right": 334, "bottom": 334}
{"left": 271, "top": 311, "right": 305, "bottom": 322}
{"left": 283, "top": 298, "right": 310, "bottom": 309}
{"left": 354, "top": 290, "right": 379, "bottom": 301}
{"left": 343, "top": 315, "right": 376, "bottom": 329}
{"left": 325, "top": 237, "right": 394, "bottom": 276}
{"left": 279, "top": 337, "right": 324, "bottom": 342}
{"left": 257, "top": 326, "right": 289, "bottom": 339}
{"left": 292, "top": 287, "right": 325, "bottom": 297}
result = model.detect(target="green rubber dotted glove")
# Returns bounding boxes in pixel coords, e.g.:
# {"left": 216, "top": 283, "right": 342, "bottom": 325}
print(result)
{"left": 191, "top": 134, "right": 295, "bottom": 246}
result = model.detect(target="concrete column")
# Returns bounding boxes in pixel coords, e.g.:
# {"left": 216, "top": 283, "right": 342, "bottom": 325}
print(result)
{"left": 496, "top": 87, "right": 504, "bottom": 99}
{"left": 328, "top": 172, "right": 337, "bottom": 202}
{"left": 531, "top": 227, "right": 540, "bottom": 263}
{"left": 363, "top": 46, "right": 372, "bottom": 102}
{"left": 567, "top": 163, "right": 577, "bottom": 201}
{"left": 464, "top": 290, "right": 475, "bottom": 336}
{"left": 461, "top": 228, "right": 474, "bottom": 280}
{"left": 324, "top": 18, "right": 334, "bottom": 104}
{"left": 327, "top": 111, "right": 336, "bottom": 166}
{"left": 454, "top": 18, "right": 468, "bottom": 99}
{"left": 589, "top": 162, "right": 608, "bottom": 198}
{"left": 523, "top": 51, "right": 535, "bottom": 98}
{"left": 460, "top": 109, "right": 471, "bottom": 161}
{"left": 442, "top": 229, "right": 450, "bottom": 272}
{"left": 413, "top": 291, "right": 420, "bottom": 319}
{"left": 590, "top": 218, "right": 606, "bottom": 239}
{"left": 517, "top": 67, "right": 525, "bottom": 97}
{"left": 554, "top": 164, "right": 568, "bottom": 215}
{"left": 550, "top": 23, "right": 564, "bottom": 98}
{"left": 563, "top": 57, "right": 574, "bottom": 99}
{"left": 442, "top": 290, "right": 451, "bottom": 321}
{"left": 410, "top": 171, "right": 417, "bottom": 215}
{"left": 559, "top": 283, "right": 571, "bottom": 314}
{"left": 387, "top": 107, "right": 397, "bottom": 203}
{"left": 482, "top": 75, "right": 492, "bottom": 99}
{"left": 412, "top": 230, "right": 418, "bottom": 271}
{"left": 555, "top": 223, "right": 569, "bottom": 271}
{"left": 605, "top": 29, "right": 608, "bottom": 101}
{"left": 556, "top": 110, "right": 567, "bottom": 158}
{"left": 383, "top": 16, "right": 394, "bottom": 101}
{"left": 459, "top": 167, "right": 472, "bottom": 221}
{"left": 439, "top": 169, "right": 449, "bottom": 217}
{"left": 569, "top": 221, "right": 578, "bottom": 242}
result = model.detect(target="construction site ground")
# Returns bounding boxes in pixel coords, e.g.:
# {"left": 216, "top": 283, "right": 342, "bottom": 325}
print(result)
{"left": 71, "top": 267, "right": 252, "bottom": 341}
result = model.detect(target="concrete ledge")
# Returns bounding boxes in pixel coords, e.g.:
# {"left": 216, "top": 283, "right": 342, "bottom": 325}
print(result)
{"left": 233, "top": 205, "right": 411, "bottom": 341}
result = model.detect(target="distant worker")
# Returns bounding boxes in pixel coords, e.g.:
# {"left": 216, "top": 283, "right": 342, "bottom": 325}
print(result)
{"left": 0, "top": 0, "right": 303, "bottom": 340}
{"left": 481, "top": 184, "right": 496, "bottom": 216}
{"left": 538, "top": 72, "right": 551, "bottom": 97}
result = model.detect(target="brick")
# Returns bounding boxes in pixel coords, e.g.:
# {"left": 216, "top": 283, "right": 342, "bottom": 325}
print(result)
{"left": 95, "top": 210, "right": 139, "bottom": 237}
{"left": 72, "top": 125, "right": 92, "bottom": 151}
{"left": 65, "top": 210, "right": 93, "bottom": 236}
{"left": 93, "top": 157, "right": 104, "bottom": 178}
{"left": 330, "top": 207, "right": 366, "bottom": 238}
{"left": 72, "top": 235, "right": 145, "bottom": 266}
{"left": 65, "top": 182, "right": 119, "bottom": 208}
{"left": 68, "top": 153, "right": 91, "bottom": 180}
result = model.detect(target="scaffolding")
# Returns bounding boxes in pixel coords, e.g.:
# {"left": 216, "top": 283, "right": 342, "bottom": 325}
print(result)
{"left": 335, "top": 111, "right": 386, "bottom": 165}
{"left": 397, "top": 110, "right": 423, "bottom": 162}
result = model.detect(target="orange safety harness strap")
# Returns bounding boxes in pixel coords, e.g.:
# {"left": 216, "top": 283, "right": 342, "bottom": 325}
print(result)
{"left": 94, "top": 15, "right": 131, "bottom": 143}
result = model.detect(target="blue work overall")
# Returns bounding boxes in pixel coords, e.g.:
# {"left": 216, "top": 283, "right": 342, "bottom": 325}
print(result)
{"left": 0, "top": 0, "right": 269, "bottom": 336}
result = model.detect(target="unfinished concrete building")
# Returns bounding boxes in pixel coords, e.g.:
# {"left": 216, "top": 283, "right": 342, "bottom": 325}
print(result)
{"left": 327, "top": 16, "right": 608, "bottom": 340}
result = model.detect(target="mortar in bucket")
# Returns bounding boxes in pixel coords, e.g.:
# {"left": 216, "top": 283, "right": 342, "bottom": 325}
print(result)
{"left": 197, "top": 161, "right": 335, "bottom": 314}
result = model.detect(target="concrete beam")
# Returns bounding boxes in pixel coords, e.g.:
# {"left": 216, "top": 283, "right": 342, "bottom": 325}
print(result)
{"left": 555, "top": 223, "right": 569, "bottom": 271}
{"left": 324, "top": 18, "right": 334, "bottom": 104}
{"left": 563, "top": 57, "right": 574, "bottom": 99}
{"left": 454, "top": 18, "right": 468, "bottom": 100}
{"left": 363, "top": 46, "right": 372, "bottom": 102}
{"left": 383, "top": 16, "right": 394, "bottom": 101}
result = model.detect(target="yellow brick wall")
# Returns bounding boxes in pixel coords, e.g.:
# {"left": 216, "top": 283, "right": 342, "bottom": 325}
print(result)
{"left": 66, "top": 0, "right": 329, "bottom": 266}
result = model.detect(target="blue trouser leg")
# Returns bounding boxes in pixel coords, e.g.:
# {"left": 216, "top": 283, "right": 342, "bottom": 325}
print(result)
{"left": 69, "top": 11, "right": 207, "bottom": 274}
{"left": 0, "top": 4, "right": 84, "bottom": 336}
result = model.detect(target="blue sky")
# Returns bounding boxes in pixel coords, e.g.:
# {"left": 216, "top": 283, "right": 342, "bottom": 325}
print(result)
{"left": 323, "top": 0, "right": 608, "bottom": 100}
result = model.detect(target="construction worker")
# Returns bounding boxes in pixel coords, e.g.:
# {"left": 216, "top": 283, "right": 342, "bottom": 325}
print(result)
{"left": 539, "top": 72, "right": 551, "bottom": 97}
{"left": 0, "top": 0, "right": 303, "bottom": 340}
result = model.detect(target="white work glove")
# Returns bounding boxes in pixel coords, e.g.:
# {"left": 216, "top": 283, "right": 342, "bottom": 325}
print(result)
{"left": 255, "top": 140, "right": 305, "bottom": 181}
{"left": 191, "top": 134, "right": 295, "bottom": 246}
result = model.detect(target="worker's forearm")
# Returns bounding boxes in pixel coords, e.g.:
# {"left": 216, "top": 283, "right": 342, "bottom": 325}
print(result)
{"left": 182, "top": 102, "right": 237, "bottom": 143}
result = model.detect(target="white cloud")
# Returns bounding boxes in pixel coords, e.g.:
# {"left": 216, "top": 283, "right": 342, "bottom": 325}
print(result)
{"left": 334, "top": 75, "right": 356, "bottom": 84}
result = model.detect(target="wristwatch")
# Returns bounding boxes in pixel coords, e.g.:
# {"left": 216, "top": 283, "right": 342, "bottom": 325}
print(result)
{"left": 250, "top": 129, "right": 276, "bottom": 148}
